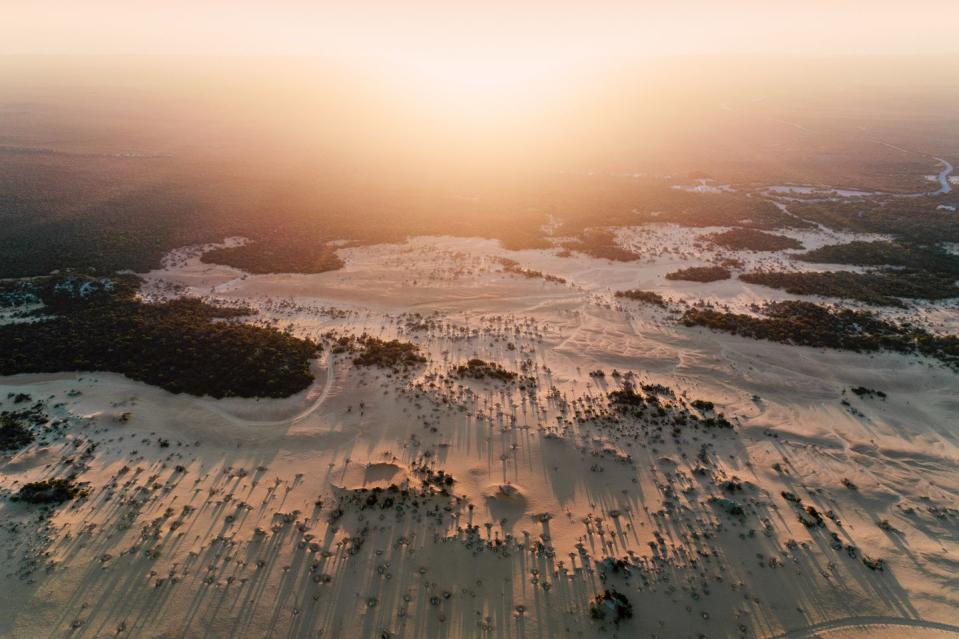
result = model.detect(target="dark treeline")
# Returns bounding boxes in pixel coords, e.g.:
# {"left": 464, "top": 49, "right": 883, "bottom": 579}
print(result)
{"left": 632, "top": 192, "right": 806, "bottom": 231}
{"left": 202, "top": 238, "right": 345, "bottom": 275}
{"left": 666, "top": 266, "right": 732, "bottom": 282}
{"left": 788, "top": 199, "right": 959, "bottom": 245}
{"left": 682, "top": 300, "right": 959, "bottom": 366}
{"left": 739, "top": 270, "right": 959, "bottom": 307}
{"left": 795, "top": 240, "right": 959, "bottom": 275}
{"left": 706, "top": 228, "right": 803, "bottom": 252}
{"left": 0, "top": 275, "right": 318, "bottom": 398}
{"left": 2, "top": 147, "right": 954, "bottom": 281}
{"left": 740, "top": 240, "right": 959, "bottom": 306}
{"left": 0, "top": 151, "right": 815, "bottom": 279}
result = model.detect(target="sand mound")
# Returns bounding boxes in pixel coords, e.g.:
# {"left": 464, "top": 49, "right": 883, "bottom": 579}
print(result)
{"left": 363, "top": 462, "right": 406, "bottom": 485}
{"left": 484, "top": 482, "right": 525, "bottom": 501}
{"left": 483, "top": 483, "right": 529, "bottom": 521}
{"left": 328, "top": 462, "right": 409, "bottom": 493}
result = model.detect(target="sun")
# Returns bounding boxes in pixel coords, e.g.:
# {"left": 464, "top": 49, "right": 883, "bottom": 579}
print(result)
{"left": 380, "top": 52, "right": 576, "bottom": 115}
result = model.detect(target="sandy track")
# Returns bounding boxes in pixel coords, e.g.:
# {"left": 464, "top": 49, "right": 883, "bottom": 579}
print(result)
{"left": 198, "top": 349, "right": 335, "bottom": 426}
{"left": 771, "top": 615, "right": 959, "bottom": 638}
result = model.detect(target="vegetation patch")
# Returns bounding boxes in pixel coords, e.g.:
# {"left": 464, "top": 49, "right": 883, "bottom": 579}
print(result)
{"left": 633, "top": 191, "right": 810, "bottom": 230}
{"left": 608, "top": 382, "right": 732, "bottom": 428}
{"left": 201, "top": 239, "right": 345, "bottom": 274}
{"left": 607, "top": 384, "right": 647, "bottom": 409}
{"left": 641, "top": 383, "right": 674, "bottom": 397}
{"left": 0, "top": 275, "right": 318, "bottom": 398}
{"left": 0, "top": 410, "right": 38, "bottom": 451}
{"left": 666, "top": 266, "right": 731, "bottom": 282}
{"left": 0, "top": 281, "right": 41, "bottom": 308}
{"left": 795, "top": 240, "right": 959, "bottom": 275}
{"left": 454, "top": 358, "right": 518, "bottom": 382}
{"left": 787, "top": 199, "right": 959, "bottom": 245}
{"left": 849, "top": 386, "right": 886, "bottom": 399}
{"left": 351, "top": 336, "right": 427, "bottom": 370}
{"left": 411, "top": 462, "right": 457, "bottom": 493}
{"left": 739, "top": 270, "right": 959, "bottom": 307}
{"left": 735, "top": 240, "right": 959, "bottom": 306}
{"left": 498, "top": 258, "right": 566, "bottom": 284}
{"left": 561, "top": 229, "right": 639, "bottom": 262}
{"left": 681, "top": 300, "right": 959, "bottom": 366}
{"left": 614, "top": 289, "right": 667, "bottom": 307}
{"left": 705, "top": 228, "right": 803, "bottom": 252}
{"left": 590, "top": 589, "right": 633, "bottom": 623}
{"left": 14, "top": 478, "right": 88, "bottom": 504}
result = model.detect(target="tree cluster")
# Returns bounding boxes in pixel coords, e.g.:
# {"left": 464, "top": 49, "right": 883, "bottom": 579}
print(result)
{"left": 682, "top": 300, "right": 959, "bottom": 366}
{"left": 614, "top": 289, "right": 667, "bottom": 307}
{"left": 739, "top": 270, "right": 959, "bottom": 307}
{"left": 666, "top": 266, "right": 731, "bottom": 282}
{"left": 705, "top": 228, "right": 803, "bottom": 252}
{"left": 0, "top": 275, "right": 319, "bottom": 398}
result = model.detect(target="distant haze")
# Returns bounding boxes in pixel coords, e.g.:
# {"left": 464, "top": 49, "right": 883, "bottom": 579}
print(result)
{"left": 6, "top": 1, "right": 959, "bottom": 60}
{"left": 2, "top": 2, "right": 959, "bottom": 187}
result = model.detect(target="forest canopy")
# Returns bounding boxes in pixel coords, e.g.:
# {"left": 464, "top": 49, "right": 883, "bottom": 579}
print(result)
{"left": 0, "top": 275, "right": 319, "bottom": 398}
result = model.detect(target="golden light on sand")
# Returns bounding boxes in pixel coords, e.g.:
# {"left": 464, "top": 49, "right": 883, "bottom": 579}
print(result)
{"left": 3, "top": 2, "right": 959, "bottom": 638}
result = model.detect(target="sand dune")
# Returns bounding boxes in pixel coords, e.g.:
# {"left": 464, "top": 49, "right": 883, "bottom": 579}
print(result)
{"left": 1, "top": 235, "right": 957, "bottom": 638}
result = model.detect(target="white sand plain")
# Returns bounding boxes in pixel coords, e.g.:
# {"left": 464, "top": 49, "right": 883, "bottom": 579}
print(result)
{"left": 1, "top": 231, "right": 958, "bottom": 638}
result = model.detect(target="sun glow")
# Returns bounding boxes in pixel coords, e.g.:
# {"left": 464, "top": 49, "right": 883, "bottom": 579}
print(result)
{"left": 7, "top": 1, "right": 957, "bottom": 59}
{"left": 376, "top": 53, "right": 579, "bottom": 116}
{"left": 4, "top": 1, "right": 958, "bottom": 177}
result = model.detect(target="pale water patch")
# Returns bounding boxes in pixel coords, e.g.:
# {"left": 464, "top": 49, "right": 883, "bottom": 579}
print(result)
{"left": 671, "top": 179, "right": 736, "bottom": 193}
{"left": 763, "top": 185, "right": 883, "bottom": 198}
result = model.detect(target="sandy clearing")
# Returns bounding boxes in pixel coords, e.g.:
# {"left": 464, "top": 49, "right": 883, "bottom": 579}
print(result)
{"left": 2, "top": 236, "right": 958, "bottom": 638}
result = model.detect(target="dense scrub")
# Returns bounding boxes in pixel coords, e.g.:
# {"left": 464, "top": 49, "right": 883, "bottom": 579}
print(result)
{"left": 681, "top": 300, "right": 959, "bottom": 366}
{"left": 614, "top": 289, "right": 667, "bottom": 307}
{"left": 0, "top": 160, "right": 231, "bottom": 278}
{"left": 739, "top": 270, "right": 959, "bottom": 307}
{"left": 202, "top": 239, "right": 345, "bottom": 274}
{"left": 740, "top": 240, "right": 959, "bottom": 306}
{"left": 632, "top": 191, "right": 809, "bottom": 230}
{"left": 590, "top": 589, "right": 633, "bottom": 623}
{"left": 561, "top": 229, "right": 639, "bottom": 262}
{"left": 850, "top": 386, "right": 886, "bottom": 399}
{"left": 348, "top": 336, "right": 427, "bottom": 370}
{"left": 0, "top": 410, "right": 36, "bottom": 451}
{"left": 787, "top": 199, "right": 959, "bottom": 244}
{"left": 0, "top": 275, "right": 319, "bottom": 398}
{"left": 14, "top": 478, "right": 88, "bottom": 504}
{"left": 454, "top": 358, "right": 518, "bottom": 382}
{"left": 666, "top": 266, "right": 731, "bottom": 282}
{"left": 498, "top": 258, "right": 566, "bottom": 284}
{"left": 795, "top": 240, "right": 959, "bottom": 275}
{"left": 607, "top": 381, "right": 733, "bottom": 428}
{"left": 705, "top": 228, "right": 803, "bottom": 252}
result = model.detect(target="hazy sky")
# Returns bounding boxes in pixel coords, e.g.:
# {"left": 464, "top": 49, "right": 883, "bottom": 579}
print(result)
{"left": 3, "top": 1, "right": 958, "bottom": 179}
{"left": 5, "top": 0, "right": 959, "bottom": 61}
